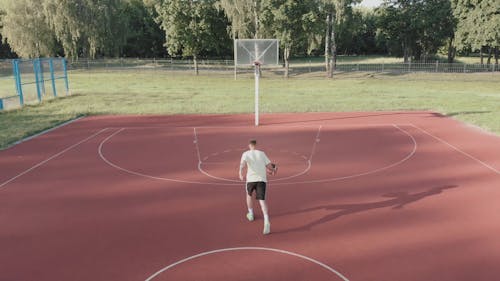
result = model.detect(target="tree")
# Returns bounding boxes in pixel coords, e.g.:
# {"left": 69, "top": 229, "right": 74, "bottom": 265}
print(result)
{"left": 1, "top": 0, "right": 58, "bottom": 58}
{"left": 322, "top": 0, "right": 359, "bottom": 77}
{"left": 120, "top": 0, "right": 166, "bottom": 58}
{"left": 217, "top": 0, "right": 263, "bottom": 39}
{"left": 0, "top": 6, "right": 16, "bottom": 58}
{"left": 377, "top": 0, "right": 456, "bottom": 62}
{"left": 261, "top": 0, "right": 319, "bottom": 77}
{"left": 453, "top": 0, "right": 500, "bottom": 65}
{"left": 42, "top": 0, "right": 125, "bottom": 59}
{"left": 152, "top": 0, "right": 231, "bottom": 75}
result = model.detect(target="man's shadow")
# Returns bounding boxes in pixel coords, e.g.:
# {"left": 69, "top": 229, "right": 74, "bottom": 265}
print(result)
{"left": 276, "top": 185, "right": 458, "bottom": 234}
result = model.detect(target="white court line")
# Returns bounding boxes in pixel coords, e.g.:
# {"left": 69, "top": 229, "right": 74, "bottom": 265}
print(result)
{"left": 281, "top": 124, "right": 417, "bottom": 184}
{"left": 195, "top": 126, "right": 322, "bottom": 182}
{"left": 106, "top": 123, "right": 414, "bottom": 130}
{"left": 98, "top": 125, "right": 417, "bottom": 186}
{"left": 99, "top": 128, "right": 238, "bottom": 186}
{"left": 193, "top": 128, "right": 202, "bottom": 163}
{"left": 144, "top": 247, "right": 349, "bottom": 281}
{"left": 0, "top": 128, "right": 108, "bottom": 190}
{"left": 410, "top": 124, "right": 499, "bottom": 175}
{"left": 3, "top": 116, "right": 85, "bottom": 150}
{"left": 309, "top": 125, "right": 322, "bottom": 161}
{"left": 193, "top": 127, "right": 238, "bottom": 182}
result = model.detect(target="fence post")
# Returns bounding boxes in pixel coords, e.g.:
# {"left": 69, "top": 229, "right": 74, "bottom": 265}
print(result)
{"left": 12, "top": 60, "right": 24, "bottom": 106}
{"left": 382, "top": 62, "right": 384, "bottom": 72}
{"left": 62, "top": 58, "right": 70, "bottom": 95}
{"left": 0, "top": 99, "right": 3, "bottom": 110}
{"left": 49, "top": 58, "right": 57, "bottom": 97}
{"left": 463, "top": 64, "right": 466, "bottom": 73}
{"left": 33, "top": 59, "right": 43, "bottom": 102}
{"left": 435, "top": 60, "right": 439, "bottom": 72}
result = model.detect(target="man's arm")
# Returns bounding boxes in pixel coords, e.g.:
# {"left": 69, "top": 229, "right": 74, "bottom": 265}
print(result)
{"left": 266, "top": 163, "right": 278, "bottom": 175}
{"left": 239, "top": 160, "right": 246, "bottom": 181}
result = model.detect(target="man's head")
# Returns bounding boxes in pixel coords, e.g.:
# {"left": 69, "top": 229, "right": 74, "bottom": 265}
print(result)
{"left": 249, "top": 139, "right": 257, "bottom": 150}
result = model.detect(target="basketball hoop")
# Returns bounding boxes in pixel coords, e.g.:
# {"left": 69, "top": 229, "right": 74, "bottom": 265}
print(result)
{"left": 234, "top": 39, "right": 279, "bottom": 126}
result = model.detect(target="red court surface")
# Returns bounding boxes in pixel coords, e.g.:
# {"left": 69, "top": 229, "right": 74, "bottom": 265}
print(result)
{"left": 1, "top": 111, "right": 499, "bottom": 281}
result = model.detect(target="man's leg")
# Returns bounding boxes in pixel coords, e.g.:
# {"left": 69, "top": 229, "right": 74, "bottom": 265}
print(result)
{"left": 259, "top": 200, "right": 271, "bottom": 234}
{"left": 246, "top": 184, "right": 255, "bottom": 221}
{"left": 255, "top": 182, "right": 270, "bottom": 234}
{"left": 259, "top": 200, "right": 269, "bottom": 220}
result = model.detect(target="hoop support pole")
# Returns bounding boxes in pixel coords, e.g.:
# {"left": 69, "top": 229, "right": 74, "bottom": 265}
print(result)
{"left": 254, "top": 63, "right": 260, "bottom": 126}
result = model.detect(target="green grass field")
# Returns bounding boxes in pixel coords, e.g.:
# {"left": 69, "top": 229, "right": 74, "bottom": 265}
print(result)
{"left": 1, "top": 70, "right": 499, "bottom": 149}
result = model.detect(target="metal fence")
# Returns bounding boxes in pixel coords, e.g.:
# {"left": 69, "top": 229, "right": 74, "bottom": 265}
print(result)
{"left": 68, "top": 58, "right": 499, "bottom": 74}
{"left": 0, "top": 58, "right": 70, "bottom": 110}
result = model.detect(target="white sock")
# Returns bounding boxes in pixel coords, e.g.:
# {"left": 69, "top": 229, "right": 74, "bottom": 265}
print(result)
{"left": 248, "top": 208, "right": 253, "bottom": 214}
{"left": 264, "top": 214, "right": 270, "bottom": 222}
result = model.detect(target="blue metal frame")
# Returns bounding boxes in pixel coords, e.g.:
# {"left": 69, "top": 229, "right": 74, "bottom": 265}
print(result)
{"left": 1, "top": 58, "right": 70, "bottom": 111}
{"left": 33, "top": 59, "right": 43, "bottom": 102}
{"left": 49, "top": 59, "right": 58, "bottom": 97}
{"left": 12, "top": 60, "right": 24, "bottom": 106}
{"left": 62, "top": 59, "right": 69, "bottom": 95}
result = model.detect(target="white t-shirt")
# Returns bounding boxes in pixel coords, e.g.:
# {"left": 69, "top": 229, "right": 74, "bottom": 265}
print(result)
{"left": 240, "top": 149, "right": 271, "bottom": 183}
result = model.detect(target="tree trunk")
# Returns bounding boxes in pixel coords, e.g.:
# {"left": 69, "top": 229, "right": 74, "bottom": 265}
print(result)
{"left": 329, "top": 18, "right": 336, "bottom": 78}
{"left": 447, "top": 38, "right": 455, "bottom": 63}
{"left": 495, "top": 47, "right": 499, "bottom": 66}
{"left": 284, "top": 46, "right": 290, "bottom": 78}
{"left": 193, "top": 55, "right": 199, "bottom": 75}
{"left": 253, "top": 0, "right": 259, "bottom": 39}
{"left": 324, "top": 12, "right": 332, "bottom": 74}
{"left": 480, "top": 46, "right": 484, "bottom": 65}
{"left": 487, "top": 46, "right": 492, "bottom": 65}
{"left": 403, "top": 41, "right": 409, "bottom": 63}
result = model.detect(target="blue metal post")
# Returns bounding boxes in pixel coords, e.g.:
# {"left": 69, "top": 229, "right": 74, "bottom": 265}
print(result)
{"left": 0, "top": 99, "right": 4, "bottom": 110}
{"left": 49, "top": 59, "right": 57, "bottom": 97}
{"left": 39, "top": 59, "right": 46, "bottom": 97}
{"left": 62, "top": 58, "right": 69, "bottom": 95}
{"left": 12, "top": 60, "right": 24, "bottom": 106}
{"left": 33, "top": 59, "right": 42, "bottom": 102}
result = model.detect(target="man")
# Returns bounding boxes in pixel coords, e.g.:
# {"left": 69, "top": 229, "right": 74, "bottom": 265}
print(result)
{"left": 239, "top": 139, "right": 277, "bottom": 235}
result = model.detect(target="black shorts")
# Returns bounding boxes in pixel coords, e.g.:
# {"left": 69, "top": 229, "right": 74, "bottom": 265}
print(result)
{"left": 246, "top": 181, "right": 267, "bottom": 200}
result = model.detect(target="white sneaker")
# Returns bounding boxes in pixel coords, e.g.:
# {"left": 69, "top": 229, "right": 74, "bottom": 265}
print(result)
{"left": 246, "top": 212, "right": 254, "bottom": 221}
{"left": 263, "top": 221, "right": 271, "bottom": 235}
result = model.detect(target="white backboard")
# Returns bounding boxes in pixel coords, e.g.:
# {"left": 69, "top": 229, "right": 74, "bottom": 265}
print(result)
{"left": 234, "top": 39, "right": 279, "bottom": 66}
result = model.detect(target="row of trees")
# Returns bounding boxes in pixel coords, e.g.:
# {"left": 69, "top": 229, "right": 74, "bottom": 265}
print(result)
{"left": 0, "top": 0, "right": 498, "bottom": 76}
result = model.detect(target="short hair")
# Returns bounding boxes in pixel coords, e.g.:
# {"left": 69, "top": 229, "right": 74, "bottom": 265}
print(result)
{"left": 249, "top": 139, "right": 257, "bottom": 145}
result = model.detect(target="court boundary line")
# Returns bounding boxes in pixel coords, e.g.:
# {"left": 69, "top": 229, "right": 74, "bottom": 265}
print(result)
{"left": 284, "top": 124, "right": 417, "bottom": 184}
{"left": 99, "top": 128, "right": 239, "bottom": 186}
{"left": 3, "top": 116, "right": 85, "bottom": 150}
{"left": 410, "top": 123, "right": 499, "bottom": 175}
{"left": 98, "top": 124, "right": 417, "bottom": 186}
{"left": 194, "top": 125, "right": 322, "bottom": 182}
{"left": 144, "top": 247, "right": 350, "bottom": 281}
{"left": 106, "top": 123, "right": 414, "bottom": 129}
{"left": 0, "top": 128, "right": 108, "bottom": 190}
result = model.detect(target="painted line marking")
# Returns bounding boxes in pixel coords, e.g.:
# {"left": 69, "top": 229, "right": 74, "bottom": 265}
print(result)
{"left": 309, "top": 125, "right": 322, "bottom": 161}
{"left": 144, "top": 247, "right": 349, "bottom": 281}
{"left": 283, "top": 124, "right": 417, "bottom": 184}
{"left": 196, "top": 126, "right": 322, "bottom": 183}
{"left": 410, "top": 124, "right": 499, "bottom": 175}
{"left": 0, "top": 128, "right": 108, "bottom": 190}
{"left": 98, "top": 124, "right": 417, "bottom": 186}
{"left": 193, "top": 128, "right": 202, "bottom": 164}
{"left": 99, "top": 128, "right": 239, "bottom": 186}
{"left": 106, "top": 123, "right": 415, "bottom": 130}
{"left": 3, "top": 116, "right": 85, "bottom": 150}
